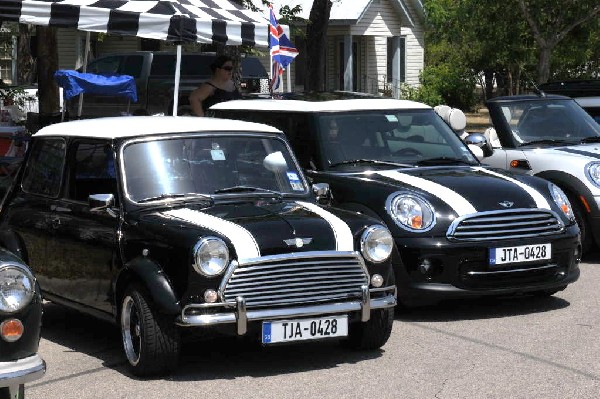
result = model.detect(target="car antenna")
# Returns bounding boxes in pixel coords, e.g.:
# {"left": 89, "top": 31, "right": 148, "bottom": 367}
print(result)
{"left": 527, "top": 74, "right": 546, "bottom": 98}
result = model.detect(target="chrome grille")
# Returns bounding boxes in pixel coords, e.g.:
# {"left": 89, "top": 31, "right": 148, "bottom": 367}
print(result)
{"left": 220, "top": 252, "right": 368, "bottom": 308}
{"left": 447, "top": 209, "right": 564, "bottom": 241}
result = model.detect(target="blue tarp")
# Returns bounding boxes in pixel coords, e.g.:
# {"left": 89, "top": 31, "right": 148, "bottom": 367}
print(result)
{"left": 54, "top": 70, "right": 138, "bottom": 102}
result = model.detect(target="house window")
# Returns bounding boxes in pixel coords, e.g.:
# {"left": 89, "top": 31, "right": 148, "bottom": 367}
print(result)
{"left": 387, "top": 37, "right": 406, "bottom": 84}
{"left": 0, "top": 32, "right": 14, "bottom": 84}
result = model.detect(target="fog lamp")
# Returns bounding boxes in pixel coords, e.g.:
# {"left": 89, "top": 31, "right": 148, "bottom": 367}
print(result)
{"left": 371, "top": 274, "right": 384, "bottom": 288}
{"left": 204, "top": 289, "right": 218, "bottom": 303}
{"left": 1, "top": 319, "right": 24, "bottom": 342}
{"left": 418, "top": 259, "right": 433, "bottom": 274}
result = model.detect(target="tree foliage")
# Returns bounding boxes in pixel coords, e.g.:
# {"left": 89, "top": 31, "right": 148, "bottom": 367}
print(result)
{"left": 423, "top": 0, "right": 600, "bottom": 105}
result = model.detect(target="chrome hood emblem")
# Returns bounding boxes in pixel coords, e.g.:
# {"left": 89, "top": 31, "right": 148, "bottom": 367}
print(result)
{"left": 284, "top": 238, "right": 313, "bottom": 248}
{"left": 498, "top": 201, "right": 514, "bottom": 208}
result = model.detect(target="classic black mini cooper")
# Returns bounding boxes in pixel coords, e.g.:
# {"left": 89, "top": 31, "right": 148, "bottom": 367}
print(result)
{"left": 0, "top": 249, "right": 45, "bottom": 397}
{"left": 210, "top": 94, "right": 581, "bottom": 305}
{"left": 0, "top": 116, "right": 397, "bottom": 376}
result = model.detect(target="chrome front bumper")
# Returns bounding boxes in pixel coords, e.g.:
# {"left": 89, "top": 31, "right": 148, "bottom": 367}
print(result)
{"left": 0, "top": 354, "right": 45, "bottom": 388}
{"left": 175, "top": 285, "right": 397, "bottom": 335}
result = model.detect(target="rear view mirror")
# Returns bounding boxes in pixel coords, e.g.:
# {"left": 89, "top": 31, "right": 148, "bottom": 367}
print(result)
{"left": 312, "top": 183, "right": 331, "bottom": 205}
{"left": 465, "top": 133, "right": 494, "bottom": 158}
{"left": 89, "top": 193, "right": 117, "bottom": 217}
{"left": 263, "top": 151, "right": 288, "bottom": 173}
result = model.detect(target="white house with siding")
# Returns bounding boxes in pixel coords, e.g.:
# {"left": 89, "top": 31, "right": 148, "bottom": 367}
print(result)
{"left": 271, "top": 0, "right": 425, "bottom": 97}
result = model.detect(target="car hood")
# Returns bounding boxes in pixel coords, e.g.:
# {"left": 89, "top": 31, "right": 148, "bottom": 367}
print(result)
{"left": 136, "top": 200, "right": 372, "bottom": 260}
{"left": 341, "top": 166, "right": 554, "bottom": 217}
{"left": 542, "top": 143, "right": 600, "bottom": 161}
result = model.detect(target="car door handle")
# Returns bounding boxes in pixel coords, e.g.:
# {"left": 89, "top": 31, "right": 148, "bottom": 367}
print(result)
{"left": 51, "top": 217, "right": 61, "bottom": 229}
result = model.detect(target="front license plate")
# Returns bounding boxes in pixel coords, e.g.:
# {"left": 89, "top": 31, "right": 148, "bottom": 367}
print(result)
{"left": 262, "top": 315, "right": 348, "bottom": 344}
{"left": 489, "top": 243, "right": 551, "bottom": 266}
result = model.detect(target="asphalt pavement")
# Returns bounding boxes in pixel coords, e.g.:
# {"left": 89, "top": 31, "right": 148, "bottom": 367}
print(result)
{"left": 27, "top": 254, "right": 600, "bottom": 399}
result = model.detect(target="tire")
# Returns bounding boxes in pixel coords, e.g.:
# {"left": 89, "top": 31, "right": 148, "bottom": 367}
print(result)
{"left": 120, "top": 284, "right": 181, "bottom": 377}
{"left": 0, "top": 384, "right": 25, "bottom": 399}
{"left": 568, "top": 194, "right": 593, "bottom": 254}
{"left": 343, "top": 307, "right": 394, "bottom": 350}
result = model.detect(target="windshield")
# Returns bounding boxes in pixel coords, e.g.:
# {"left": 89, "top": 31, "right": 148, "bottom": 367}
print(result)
{"left": 123, "top": 135, "right": 307, "bottom": 202}
{"left": 496, "top": 99, "right": 600, "bottom": 145}
{"left": 315, "top": 109, "right": 478, "bottom": 169}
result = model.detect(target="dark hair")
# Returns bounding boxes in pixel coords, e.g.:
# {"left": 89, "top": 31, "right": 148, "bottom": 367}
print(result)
{"left": 210, "top": 55, "right": 234, "bottom": 73}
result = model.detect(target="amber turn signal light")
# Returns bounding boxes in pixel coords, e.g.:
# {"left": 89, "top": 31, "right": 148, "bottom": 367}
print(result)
{"left": 510, "top": 159, "right": 531, "bottom": 170}
{"left": 1, "top": 319, "right": 24, "bottom": 342}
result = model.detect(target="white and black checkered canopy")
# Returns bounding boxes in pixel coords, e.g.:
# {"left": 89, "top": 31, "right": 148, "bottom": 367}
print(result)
{"left": 0, "top": 0, "right": 269, "bottom": 47}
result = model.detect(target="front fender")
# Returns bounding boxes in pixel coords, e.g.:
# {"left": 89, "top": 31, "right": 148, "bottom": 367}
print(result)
{"left": 115, "top": 257, "right": 181, "bottom": 316}
{"left": 535, "top": 170, "right": 597, "bottom": 213}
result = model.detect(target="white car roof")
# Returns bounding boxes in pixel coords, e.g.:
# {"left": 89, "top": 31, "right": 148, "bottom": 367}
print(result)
{"left": 34, "top": 116, "right": 282, "bottom": 139}
{"left": 210, "top": 98, "right": 431, "bottom": 112}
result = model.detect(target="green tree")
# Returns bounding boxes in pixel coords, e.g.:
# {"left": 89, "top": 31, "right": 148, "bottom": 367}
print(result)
{"left": 517, "top": 0, "right": 600, "bottom": 83}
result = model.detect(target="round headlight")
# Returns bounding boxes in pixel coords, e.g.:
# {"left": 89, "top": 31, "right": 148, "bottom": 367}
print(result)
{"left": 387, "top": 193, "right": 436, "bottom": 232}
{"left": 549, "top": 183, "right": 574, "bottom": 221}
{"left": 360, "top": 225, "right": 394, "bottom": 263}
{"left": 586, "top": 162, "right": 600, "bottom": 188}
{"left": 0, "top": 264, "right": 35, "bottom": 313}
{"left": 193, "top": 237, "right": 230, "bottom": 277}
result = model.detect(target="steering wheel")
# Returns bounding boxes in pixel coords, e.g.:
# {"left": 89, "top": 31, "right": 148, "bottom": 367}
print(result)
{"left": 394, "top": 147, "right": 423, "bottom": 157}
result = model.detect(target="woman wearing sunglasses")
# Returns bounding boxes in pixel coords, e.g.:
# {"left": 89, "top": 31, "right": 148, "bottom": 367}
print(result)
{"left": 190, "top": 55, "right": 242, "bottom": 117}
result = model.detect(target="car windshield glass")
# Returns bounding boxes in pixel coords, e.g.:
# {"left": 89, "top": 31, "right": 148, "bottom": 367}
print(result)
{"left": 123, "top": 135, "right": 306, "bottom": 202}
{"left": 315, "top": 109, "right": 478, "bottom": 169}
{"left": 495, "top": 99, "right": 600, "bottom": 145}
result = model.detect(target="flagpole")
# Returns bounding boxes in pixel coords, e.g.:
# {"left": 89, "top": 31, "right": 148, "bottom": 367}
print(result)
{"left": 287, "top": 66, "right": 291, "bottom": 92}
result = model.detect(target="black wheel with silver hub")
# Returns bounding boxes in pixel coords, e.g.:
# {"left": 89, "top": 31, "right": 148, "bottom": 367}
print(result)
{"left": 120, "top": 284, "right": 180, "bottom": 376}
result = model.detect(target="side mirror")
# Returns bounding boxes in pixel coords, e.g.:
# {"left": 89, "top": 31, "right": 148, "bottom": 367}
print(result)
{"left": 89, "top": 193, "right": 117, "bottom": 217}
{"left": 312, "top": 183, "right": 331, "bottom": 205}
{"left": 465, "top": 133, "right": 494, "bottom": 158}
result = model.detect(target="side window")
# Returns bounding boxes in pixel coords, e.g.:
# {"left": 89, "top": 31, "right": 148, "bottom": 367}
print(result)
{"left": 121, "top": 56, "right": 144, "bottom": 78}
{"left": 68, "top": 141, "right": 117, "bottom": 202}
{"left": 87, "top": 56, "right": 122, "bottom": 75}
{"left": 22, "top": 138, "right": 66, "bottom": 197}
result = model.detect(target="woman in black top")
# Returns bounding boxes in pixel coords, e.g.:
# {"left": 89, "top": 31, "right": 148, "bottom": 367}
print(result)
{"left": 189, "top": 55, "right": 242, "bottom": 116}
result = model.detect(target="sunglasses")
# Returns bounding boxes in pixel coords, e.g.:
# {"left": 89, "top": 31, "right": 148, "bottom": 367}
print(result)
{"left": 220, "top": 65, "right": 234, "bottom": 71}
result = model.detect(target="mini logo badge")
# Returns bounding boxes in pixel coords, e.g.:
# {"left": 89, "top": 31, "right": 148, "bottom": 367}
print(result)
{"left": 498, "top": 201, "right": 514, "bottom": 208}
{"left": 284, "top": 238, "right": 313, "bottom": 248}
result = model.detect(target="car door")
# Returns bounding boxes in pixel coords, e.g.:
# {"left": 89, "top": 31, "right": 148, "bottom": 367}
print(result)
{"left": 49, "top": 139, "right": 119, "bottom": 313}
{"left": 9, "top": 138, "right": 67, "bottom": 296}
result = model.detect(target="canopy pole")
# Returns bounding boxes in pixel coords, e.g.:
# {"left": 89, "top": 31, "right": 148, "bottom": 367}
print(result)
{"left": 172, "top": 44, "right": 182, "bottom": 117}
{"left": 77, "top": 31, "right": 91, "bottom": 119}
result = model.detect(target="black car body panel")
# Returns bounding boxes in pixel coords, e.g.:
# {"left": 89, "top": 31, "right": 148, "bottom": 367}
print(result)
{"left": 0, "top": 116, "right": 397, "bottom": 375}
{"left": 0, "top": 248, "right": 45, "bottom": 393}
{"left": 210, "top": 97, "right": 582, "bottom": 304}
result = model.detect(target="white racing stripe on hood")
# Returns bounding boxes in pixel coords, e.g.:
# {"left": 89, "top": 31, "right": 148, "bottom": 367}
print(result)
{"left": 472, "top": 167, "right": 551, "bottom": 209}
{"left": 376, "top": 170, "right": 476, "bottom": 216}
{"left": 296, "top": 201, "right": 354, "bottom": 251}
{"left": 163, "top": 208, "right": 260, "bottom": 260}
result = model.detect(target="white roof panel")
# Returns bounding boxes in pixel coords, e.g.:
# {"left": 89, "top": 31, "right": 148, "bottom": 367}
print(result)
{"left": 210, "top": 98, "right": 431, "bottom": 112}
{"left": 34, "top": 116, "right": 281, "bottom": 139}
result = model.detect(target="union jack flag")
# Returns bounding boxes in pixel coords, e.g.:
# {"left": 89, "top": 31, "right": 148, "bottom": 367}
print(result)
{"left": 270, "top": 60, "right": 284, "bottom": 91}
{"left": 268, "top": 4, "right": 298, "bottom": 83}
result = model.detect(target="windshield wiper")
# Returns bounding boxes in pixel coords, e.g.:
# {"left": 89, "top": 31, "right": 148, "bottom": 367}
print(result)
{"left": 579, "top": 137, "right": 600, "bottom": 144}
{"left": 329, "top": 159, "right": 412, "bottom": 168}
{"left": 214, "top": 185, "right": 283, "bottom": 199}
{"left": 520, "top": 139, "right": 569, "bottom": 146}
{"left": 415, "top": 157, "right": 476, "bottom": 166}
{"left": 137, "top": 193, "right": 214, "bottom": 204}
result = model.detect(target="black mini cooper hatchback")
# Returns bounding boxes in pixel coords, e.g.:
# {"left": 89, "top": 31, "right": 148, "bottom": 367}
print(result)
{"left": 0, "top": 116, "right": 396, "bottom": 376}
{"left": 211, "top": 94, "right": 581, "bottom": 305}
